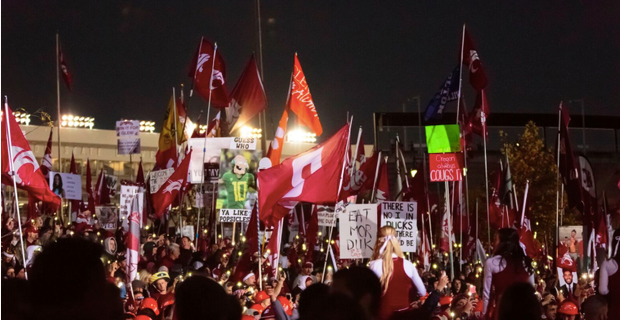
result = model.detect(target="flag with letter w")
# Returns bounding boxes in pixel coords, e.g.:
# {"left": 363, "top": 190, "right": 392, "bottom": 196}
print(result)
{"left": 152, "top": 150, "right": 192, "bottom": 217}
{"left": 258, "top": 123, "right": 350, "bottom": 225}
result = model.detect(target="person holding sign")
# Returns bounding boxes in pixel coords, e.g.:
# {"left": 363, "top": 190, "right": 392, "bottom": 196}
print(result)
{"left": 220, "top": 155, "right": 254, "bottom": 209}
{"left": 369, "top": 226, "right": 426, "bottom": 320}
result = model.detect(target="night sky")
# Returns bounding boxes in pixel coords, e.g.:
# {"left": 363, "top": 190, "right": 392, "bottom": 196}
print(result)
{"left": 2, "top": 1, "right": 619, "bottom": 141}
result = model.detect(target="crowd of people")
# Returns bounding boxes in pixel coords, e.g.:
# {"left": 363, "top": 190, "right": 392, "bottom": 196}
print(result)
{"left": 2, "top": 210, "right": 618, "bottom": 320}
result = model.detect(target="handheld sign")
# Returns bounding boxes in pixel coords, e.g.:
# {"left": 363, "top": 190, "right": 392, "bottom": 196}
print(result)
{"left": 219, "top": 209, "right": 252, "bottom": 223}
{"left": 380, "top": 201, "right": 418, "bottom": 252}
{"left": 425, "top": 124, "right": 461, "bottom": 153}
{"left": 429, "top": 153, "right": 464, "bottom": 182}
{"left": 116, "top": 120, "right": 141, "bottom": 155}
{"left": 339, "top": 203, "right": 378, "bottom": 259}
{"left": 317, "top": 205, "right": 337, "bottom": 227}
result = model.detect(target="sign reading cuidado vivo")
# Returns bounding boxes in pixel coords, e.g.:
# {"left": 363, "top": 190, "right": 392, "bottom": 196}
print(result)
{"left": 429, "top": 152, "right": 464, "bottom": 182}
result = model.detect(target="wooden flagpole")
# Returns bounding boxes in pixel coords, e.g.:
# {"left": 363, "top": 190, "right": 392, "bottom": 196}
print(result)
{"left": 555, "top": 105, "right": 562, "bottom": 271}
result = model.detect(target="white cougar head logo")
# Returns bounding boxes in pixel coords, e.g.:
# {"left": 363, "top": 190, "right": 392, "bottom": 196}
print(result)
{"left": 163, "top": 180, "right": 183, "bottom": 194}
{"left": 11, "top": 146, "right": 40, "bottom": 185}
{"left": 210, "top": 70, "right": 225, "bottom": 89}
{"left": 197, "top": 53, "right": 211, "bottom": 73}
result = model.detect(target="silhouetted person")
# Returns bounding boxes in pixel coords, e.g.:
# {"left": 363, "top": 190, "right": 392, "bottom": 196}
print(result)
{"left": 331, "top": 266, "right": 382, "bottom": 320}
{"left": 174, "top": 275, "right": 241, "bottom": 320}
{"left": 496, "top": 282, "right": 542, "bottom": 320}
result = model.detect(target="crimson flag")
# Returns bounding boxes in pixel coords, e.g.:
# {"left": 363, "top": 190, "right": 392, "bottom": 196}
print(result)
{"left": 126, "top": 196, "right": 140, "bottom": 283}
{"left": 228, "top": 55, "right": 267, "bottom": 133}
{"left": 265, "top": 217, "right": 283, "bottom": 278}
{"left": 288, "top": 54, "right": 323, "bottom": 136}
{"left": 266, "top": 108, "right": 290, "bottom": 166}
{"left": 232, "top": 203, "right": 259, "bottom": 283}
{"left": 466, "top": 90, "right": 489, "bottom": 139}
{"left": 258, "top": 123, "right": 350, "bottom": 224}
{"left": 86, "top": 158, "right": 95, "bottom": 213}
{"left": 359, "top": 151, "right": 380, "bottom": 193}
{"left": 557, "top": 103, "right": 583, "bottom": 213}
{"left": 136, "top": 159, "right": 145, "bottom": 186}
{"left": 152, "top": 150, "right": 192, "bottom": 217}
{"left": 461, "top": 29, "right": 488, "bottom": 91}
{"left": 69, "top": 153, "right": 80, "bottom": 217}
{"left": 519, "top": 186, "right": 539, "bottom": 258}
{"left": 440, "top": 204, "right": 455, "bottom": 252}
{"left": 305, "top": 205, "right": 319, "bottom": 262}
{"left": 40, "top": 128, "right": 53, "bottom": 177}
{"left": 1, "top": 104, "right": 61, "bottom": 210}
{"left": 356, "top": 135, "right": 366, "bottom": 162}
{"left": 59, "top": 45, "right": 73, "bottom": 91}
{"left": 206, "top": 111, "right": 221, "bottom": 138}
{"left": 189, "top": 38, "right": 229, "bottom": 108}
{"left": 374, "top": 157, "right": 390, "bottom": 202}
{"left": 94, "top": 169, "right": 110, "bottom": 206}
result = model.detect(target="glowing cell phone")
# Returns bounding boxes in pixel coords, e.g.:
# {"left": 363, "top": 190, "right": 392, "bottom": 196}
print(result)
{"left": 469, "top": 285, "right": 476, "bottom": 295}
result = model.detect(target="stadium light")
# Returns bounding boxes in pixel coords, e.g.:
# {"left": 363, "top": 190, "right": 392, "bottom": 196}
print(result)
{"left": 139, "top": 120, "right": 156, "bottom": 133}
{"left": 13, "top": 111, "right": 31, "bottom": 125}
{"left": 61, "top": 114, "right": 94, "bottom": 129}
{"left": 286, "top": 129, "right": 316, "bottom": 143}
{"left": 198, "top": 124, "right": 208, "bottom": 134}
{"left": 240, "top": 126, "right": 262, "bottom": 139}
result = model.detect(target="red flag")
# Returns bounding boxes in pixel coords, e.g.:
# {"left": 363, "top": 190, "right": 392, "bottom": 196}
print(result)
{"left": 595, "top": 208, "right": 608, "bottom": 250}
{"left": 228, "top": 55, "right": 267, "bottom": 133}
{"left": 189, "top": 38, "right": 229, "bottom": 108}
{"left": 266, "top": 108, "right": 289, "bottom": 166}
{"left": 232, "top": 203, "right": 259, "bottom": 283}
{"left": 359, "top": 152, "right": 380, "bottom": 193}
{"left": 374, "top": 158, "right": 390, "bottom": 202}
{"left": 40, "top": 128, "right": 53, "bottom": 177}
{"left": 305, "top": 205, "right": 319, "bottom": 262}
{"left": 126, "top": 196, "right": 140, "bottom": 282}
{"left": 265, "top": 218, "right": 283, "bottom": 278}
{"left": 59, "top": 45, "right": 73, "bottom": 91}
{"left": 288, "top": 54, "right": 323, "bottom": 136}
{"left": 27, "top": 194, "right": 40, "bottom": 220}
{"left": 258, "top": 123, "right": 350, "bottom": 225}
{"left": 94, "top": 169, "right": 110, "bottom": 206}
{"left": 152, "top": 150, "right": 192, "bottom": 217}
{"left": 1, "top": 104, "right": 61, "bottom": 210}
{"left": 453, "top": 180, "right": 469, "bottom": 234}
{"left": 557, "top": 103, "right": 583, "bottom": 213}
{"left": 461, "top": 29, "right": 488, "bottom": 91}
{"left": 440, "top": 204, "right": 455, "bottom": 252}
{"left": 488, "top": 163, "right": 504, "bottom": 229}
{"left": 206, "top": 111, "right": 221, "bottom": 138}
{"left": 519, "top": 183, "right": 539, "bottom": 258}
{"left": 466, "top": 90, "right": 489, "bottom": 139}
{"left": 136, "top": 159, "right": 145, "bottom": 186}
{"left": 86, "top": 158, "right": 95, "bottom": 213}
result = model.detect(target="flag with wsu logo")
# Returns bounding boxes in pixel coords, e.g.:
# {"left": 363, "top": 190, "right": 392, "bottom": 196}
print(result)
{"left": 152, "top": 150, "right": 192, "bottom": 217}
{"left": 258, "top": 123, "right": 350, "bottom": 225}
{"left": 288, "top": 54, "right": 323, "bottom": 136}
{"left": 1, "top": 104, "right": 61, "bottom": 210}
{"left": 461, "top": 29, "right": 488, "bottom": 91}
{"left": 189, "top": 38, "right": 229, "bottom": 108}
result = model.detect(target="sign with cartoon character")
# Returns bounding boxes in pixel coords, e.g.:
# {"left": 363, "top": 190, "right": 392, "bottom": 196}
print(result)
{"left": 218, "top": 149, "right": 261, "bottom": 211}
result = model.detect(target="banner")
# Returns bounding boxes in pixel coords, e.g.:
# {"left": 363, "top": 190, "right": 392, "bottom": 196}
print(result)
{"left": 219, "top": 208, "right": 252, "bottom": 223}
{"left": 116, "top": 120, "right": 141, "bottom": 155}
{"left": 339, "top": 203, "right": 379, "bottom": 259}
{"left": 317, "top": 205, "right": 336, "bottom": 227}
{"left": 429, "top": 153, "right": 464, "bottom": 182}
{"left": 188, "top": 137, "right": 257, "bottom": 184}
{"left": 48, "top": 172, "right": 82, "bottom": 200}
{"left": 119, "top": 186, "right": 143, "bottom": 229}
{"left": 380, "top": 201, "right": 417, "bottom": 252}
{"left": 96, "top": 205, "right": 119, "bottom": 230}
{"left": 149, "top": 168, "right": 174, "bottom": 193}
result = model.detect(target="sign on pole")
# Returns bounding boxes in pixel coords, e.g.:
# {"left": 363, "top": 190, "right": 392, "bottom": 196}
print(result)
{"left": 339, "top": 203, "right": 378, "bottom": 259}
{"left": 429, "top": 153, "right": 464, "bottom": 182}
{"left": 116, "top": 120, "right": 141, "bottom": 155}
{"left": 317, "top": 205, "right": 336, "bottom": 227}
{"left": 188, "top": 137, "right": 257, "bottom": 184}
{"left": 380, "top": 201, "right": 418, "bottom": 252}
{"left": 150, "top": 168, "right": 174, "bottom": 193}
{"left": 119, "top": 186, "right": 143, "bottom": 229}
{"left": 218, "top": 208, "right": 252, "bottom": 223}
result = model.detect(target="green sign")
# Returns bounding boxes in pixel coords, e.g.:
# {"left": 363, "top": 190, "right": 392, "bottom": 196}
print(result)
{"left": 425, "top": 124, "right": 461, "bottom": 153}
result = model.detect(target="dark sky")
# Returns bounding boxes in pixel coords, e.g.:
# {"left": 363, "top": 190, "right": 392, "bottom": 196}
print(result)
{"left": 2, "top": 1, "right": 619, "bottom": 141}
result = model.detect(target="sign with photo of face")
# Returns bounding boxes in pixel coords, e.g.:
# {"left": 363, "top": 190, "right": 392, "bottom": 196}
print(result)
{"left": 218, "top": 149, "right": 261, "bottom": 211}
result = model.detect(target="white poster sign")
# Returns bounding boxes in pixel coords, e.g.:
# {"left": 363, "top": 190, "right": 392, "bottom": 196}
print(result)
{"left": 339, "top": 203, "right": 379, "bottom": 259}
{"left": 188, "top": 137, "right": 257, "bottom": 184}
{"left": 116, "top": 120, "right": 141, "bottom": 155}
{"left": 150, "top": 168, "right": 174, "bottom": 193}
{"left": 380, "top": 201, "right": 418, "bottom": 252}
{"left": 317, "top": 205, "right": 336, "bottom": 227}
{"left": 229, "top": 137, "right": 257, "bottom": 150}
{"left": 49, "top": 172, "right": 82, "bottom": 200}
{"left": 96, "top": 205, "right": 119, "bottom": 230}
{"left": 219, "top": 208, "right": 252, "bottom": 223}
{"left": 119, "top": 186, "right": 143, "bottom": 230}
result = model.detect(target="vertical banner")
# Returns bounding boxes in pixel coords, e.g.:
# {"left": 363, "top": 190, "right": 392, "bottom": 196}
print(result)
{"left": 116, "top": 120, "right": 141, "bottom": 154}
{"left": 339, "top": 203, "right": 379, "bottom": 259}
{"left": 380, "top": 201, "right": 418, "bottom": 252}
{"left": 119, "top": 186, "right": 143, "bottom": 229}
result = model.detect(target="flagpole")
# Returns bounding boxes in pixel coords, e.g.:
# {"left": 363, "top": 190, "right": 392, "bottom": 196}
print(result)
{"left": 455, "top": 24, "right": 466, "bottom": 122}
{"left": 255, "top": 0, "right": 268, "bottom": 152}
{"left": 482, "top": 109, "right": 491, "bottom": 249}
{"left": 475, "top": 198, "right": 479, "bottom": 262}
{"left": 56, "top": 32, "right": 63, "bottom": 174}
{"left": 371, "top": 152, "right": 383, "bottom": 202}
{"left": 445, "top": 180, "right": 454, "bottom": 280}
{"left": 555, "top": 105, "right": 561, "bottom": 271}
{"left": 521, "top": 180, "right": 530, "bottom": 227}
{"left": 4, "top": 97, "right": 29, "bottom": 280}
{"left": 560, "top": 183, "right": 564, "bottom": 226}
{"left": 351, "top": 126, "right": 363, "bottom": 182}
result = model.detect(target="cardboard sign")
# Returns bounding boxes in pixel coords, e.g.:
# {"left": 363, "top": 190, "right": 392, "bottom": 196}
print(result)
{"left": 119, "top": 186, "right": 143, "bottom": 230}
{"left": 429, "top": 153, "right": 464, "bottom": 182}
{"left": 96, "top": 205, "right": 119, "bottom": 230}
{"left": 219, "top": 208, "right": 252, "bottom": 223}
{"left": 116, "top": 120, "right": 141, "bottom": 155}
{"left": 49, "top": 172, "right": 82, "bottom": 200}
{"left": 425, "top": 124, "right": 461, "bottom": 153}
{"left": 339, "top": 204, "right": 378, "bottom": 259}
{"left": 150, "top": 168, "right": 174, "bottom": 193}
{"left": 188, "top": 137, "right": 257, "bottom": 184}
{"left": 317, "top": 205, "right": 336, "bottom": 227}
{"left": 380, "top": 201, "right": 418, "bottom": 252}
{"left": 229, "top": 137, "right": 257, "bottom": 150}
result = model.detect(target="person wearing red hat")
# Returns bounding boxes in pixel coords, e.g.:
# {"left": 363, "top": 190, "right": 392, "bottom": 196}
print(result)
{"left": 138, "top": 297, "right": 160, "bottom": 319}
{"left": 557, "top": 300, "right": 579, "bottom": 320}
{"left": 369, "top": 226, "right": 426, "bottom": 320}
{"left": 599, "top": 229, "right": 620, "bottom": 319}
{"left": 482, "top": 228, "right": 534, "bottom": 318}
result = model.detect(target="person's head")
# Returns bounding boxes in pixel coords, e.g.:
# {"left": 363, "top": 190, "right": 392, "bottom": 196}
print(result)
{"left": 453, "top": 278, "right": 462, "bottom": 292}
{"left": 494, "top": 228, "right": 533, "bottom": 274}
{"left": 181, "top": 237, "right": 191, "bottom": 250}
{"left": 210, "top": 243, "right": 219, "bottom": 253}
{"left": 581, "top": 294, "right": 607, "bottom": 320}
{"left": 4, "top": 217, "right": 15, "bottom": 231}
{"left": 224, "top": 281, "right": 234, "bottom": 294}
{"left": 544, "top": 301, "right": 558, "bottom": 320}
{"left": 298, "top": 275, "right": 313, "bottom": 290}
{"left": 371, "top": 226, "right": 405, "bottom": 294}
{"left": 302, "top": 261, "right": 313, "bottom": 275}
{"left": 174, "top": 275, "right": 241, "bottom": 320}
{"left": 243, "top": 273, "right": 256, "bottom": 286}
{"left": 451, "top": 293, "right": 475, "bottom": 319}
{"left": 3, "top": 251, "right": 14, "bottom": 263}
{"left": 557, "top": 300, "right": 579, "bottom": 320}
{"left": 563, "top": 270, "right": 573, "bottom": 285}
{"left": 496, "top": 282, "right": 542, "bottom": 320}
{"left": 53, "top": 174, "right": 63, "bottom": 189}
{"left": 571, "top": 230, "right": 576, "bottom": 238}
{"left": 39, "top": 226, "right": 53, "bottom": 242}
{"left": 104, "top": 237, "right": 117, "bottom": 255}
{"left": 5, "top": 266, "right": 15, "bottom": 279}
{"left": 150, "top": 271, "right": 170, "bottom": 294}
{"left": 169, "top": 243, "right": 180, "bottom": 259}
{"left": 331, "top": 266, "right": 382, "bottom": 320}
{"left": 254, "top": 291, "right": 271, "bottom": 308}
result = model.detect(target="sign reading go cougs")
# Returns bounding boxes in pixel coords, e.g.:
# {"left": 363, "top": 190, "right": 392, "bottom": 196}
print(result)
{"left": 429, "top": 153, "right": 464, "bottom": 182}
